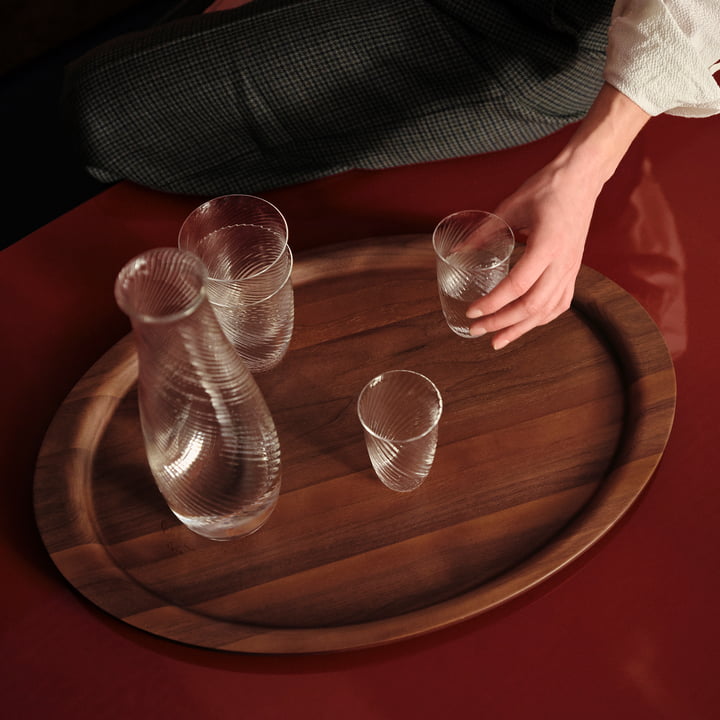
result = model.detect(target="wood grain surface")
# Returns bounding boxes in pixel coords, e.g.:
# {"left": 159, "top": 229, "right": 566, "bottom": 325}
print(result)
{"left": 33, "top": 235, "right": 676, "bottom": 653}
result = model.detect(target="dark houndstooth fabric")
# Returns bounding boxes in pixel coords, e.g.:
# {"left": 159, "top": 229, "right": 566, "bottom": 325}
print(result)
{"left": 63, "top": 0, "right": 614, "bottom": 196}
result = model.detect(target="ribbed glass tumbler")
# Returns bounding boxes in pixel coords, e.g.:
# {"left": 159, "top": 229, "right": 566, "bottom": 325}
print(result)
{"left": 178, "top": 194, "right": 294, "bottom": 373}
{"left": 433, "top": 210, "right": 514, "bottom": 338}
{"left": 115, "top": 247, "right": 282, "bottom": 541}
{"left": 357, "top": 370, "right": 443, "bottom": 492}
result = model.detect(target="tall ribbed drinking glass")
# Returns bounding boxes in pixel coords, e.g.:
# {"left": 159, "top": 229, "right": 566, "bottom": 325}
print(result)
{"left": 178, "top": 194, "right": 294, "bottom": 373}
{"left": 115, "top": 247, "right": 282, "bottom": 540}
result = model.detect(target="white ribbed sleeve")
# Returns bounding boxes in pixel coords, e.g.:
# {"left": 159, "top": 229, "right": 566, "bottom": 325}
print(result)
{"left": 604, "top": 0, "right": 720, "bottom": 117}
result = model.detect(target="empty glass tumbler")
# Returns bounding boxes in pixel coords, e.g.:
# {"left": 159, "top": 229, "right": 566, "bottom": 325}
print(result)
{"left": 357, "top": 370, "right": 443, "bottom": 492}
{"left": 115, "top": 247, "right": 282, "bottom": 541}
{"left": 433, "top": 210, "right": 515, "bottom": 338}
{"left": 178, "top": 194, "right": 294, "bottom": 373}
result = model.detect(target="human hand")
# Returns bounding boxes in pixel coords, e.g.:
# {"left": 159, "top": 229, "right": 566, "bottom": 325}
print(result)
{"left": 465, "top": 161, "right": 602, "bottom": 349}
{"left": 465, "top": 83, "right": 651, "bottom": 350}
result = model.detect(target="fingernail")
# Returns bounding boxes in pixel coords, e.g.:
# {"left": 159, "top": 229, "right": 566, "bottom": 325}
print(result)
{"left": 466, "top": 308, "right": 483, "bottom": 319}
{"left": 469, "top": 326, "right": 487, "bottom": 337}
{"left": 493, "top": 339, "right": 509, "bottom": 350}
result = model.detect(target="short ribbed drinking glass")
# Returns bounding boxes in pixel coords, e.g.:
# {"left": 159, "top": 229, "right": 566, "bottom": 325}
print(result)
{"left": 433, "top": 210, "right": 514, "bottom": 338}
{"left": 178, "top": 194, "right": 294, "bottom": 373}
{"left": 357, "top": 370, "right": 443, "bottom": 492}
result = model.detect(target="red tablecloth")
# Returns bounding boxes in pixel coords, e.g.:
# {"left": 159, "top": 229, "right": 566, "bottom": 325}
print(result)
{"left": 2, "top": 114, "right": 719, "bottom": 718}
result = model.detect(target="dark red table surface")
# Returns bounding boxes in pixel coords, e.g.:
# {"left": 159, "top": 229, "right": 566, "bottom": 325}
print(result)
{"left": 2, "top": 113, "right": 719, "bottom": 719}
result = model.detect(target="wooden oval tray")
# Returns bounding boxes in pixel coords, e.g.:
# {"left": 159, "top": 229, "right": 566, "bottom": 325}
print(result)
{"left": 34, "top": 235, "right": 676, "bottom": 654}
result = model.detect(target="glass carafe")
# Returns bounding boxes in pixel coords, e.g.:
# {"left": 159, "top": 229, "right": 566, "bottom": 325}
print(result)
{"left": 114, "top": 247, "right": 281, "bottom": 540}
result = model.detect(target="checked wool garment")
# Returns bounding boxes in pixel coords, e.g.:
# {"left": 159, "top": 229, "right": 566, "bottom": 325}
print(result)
{"left": 63, "top": 0, "right": 614, "bottom": 195}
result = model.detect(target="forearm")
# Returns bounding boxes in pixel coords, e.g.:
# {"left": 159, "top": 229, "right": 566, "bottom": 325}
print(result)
{"left": 550, "top": 82, "right": 651, "bottom": 193}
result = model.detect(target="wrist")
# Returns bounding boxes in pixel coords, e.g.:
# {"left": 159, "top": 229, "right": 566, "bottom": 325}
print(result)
{"left": 553, "top": 83, "right": 651, "bottom": 188}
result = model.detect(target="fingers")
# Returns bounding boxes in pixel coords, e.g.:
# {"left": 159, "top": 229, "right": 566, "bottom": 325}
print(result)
{"left": 465, "top": 250, "right": 540, "bottom": 320}
{"left": 468, "top": 287, "right": 573, "bottom": 349}
{"left": 466, "top": 252, "right": 577, "bottom": 349}
{"left": 478, "top": 317, "right": 543, "bottom": 351}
